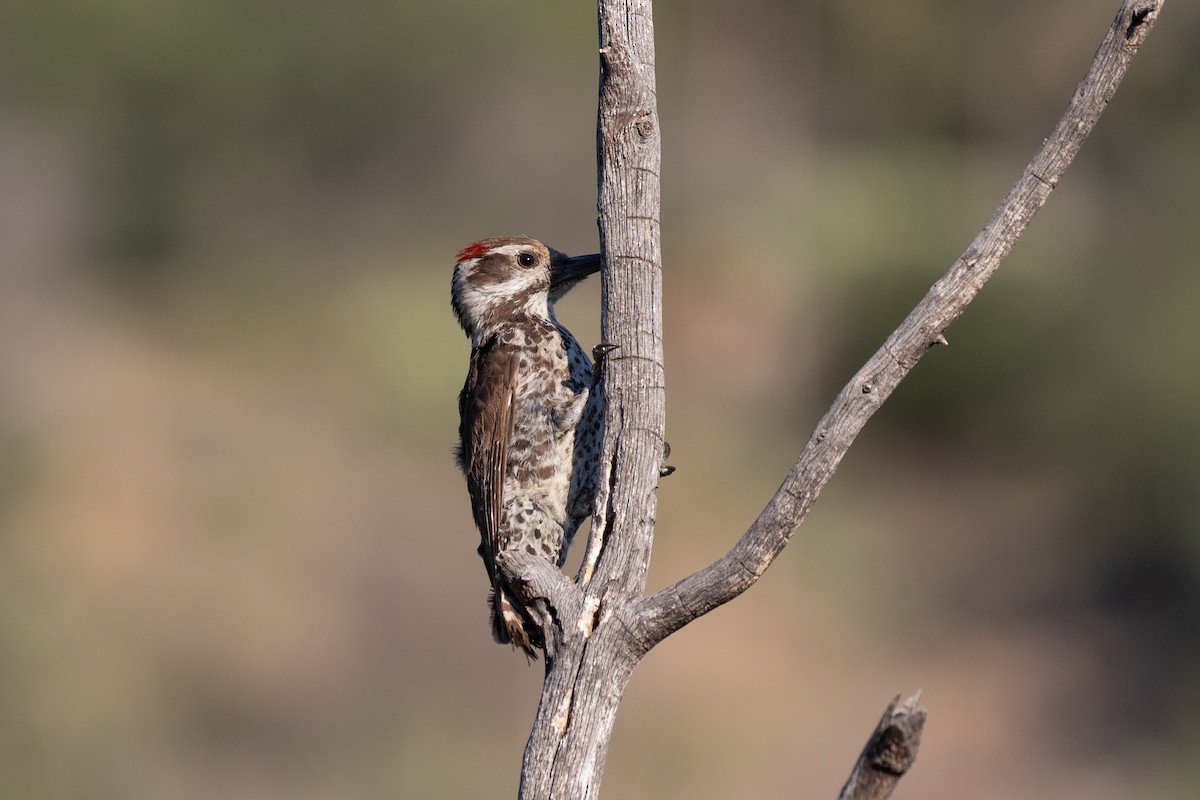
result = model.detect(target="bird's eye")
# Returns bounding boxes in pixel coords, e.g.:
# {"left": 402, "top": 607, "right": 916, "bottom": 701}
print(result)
{"left": 517, "top": 251, "right": 537, "bottom": 268}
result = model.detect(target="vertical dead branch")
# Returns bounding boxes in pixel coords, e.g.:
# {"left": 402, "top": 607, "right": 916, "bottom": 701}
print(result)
{"left": 587, "top": 0, "right": 668, "bottom": 598}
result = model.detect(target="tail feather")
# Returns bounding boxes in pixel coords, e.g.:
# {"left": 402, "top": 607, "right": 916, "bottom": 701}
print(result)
{"left": 490, "top": 585, "right": 539, "bottom": 660}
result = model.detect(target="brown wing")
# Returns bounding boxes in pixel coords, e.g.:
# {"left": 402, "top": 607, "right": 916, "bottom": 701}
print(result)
{"left": 458, "top": 335, "right": 520, "bottom": 578}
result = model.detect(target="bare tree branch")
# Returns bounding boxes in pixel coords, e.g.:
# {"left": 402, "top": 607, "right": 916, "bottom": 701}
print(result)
{"left": 586, "top": 0, "right": 668, "bottom": 602}
{"left": 837, "top": 695, "right": 928, "bottom": 800}
{"left": 630, "top": 0, "right": 1166, "bottom": 650}
{"left": 511, "top": 2, "right": 1167, "bottom": 797}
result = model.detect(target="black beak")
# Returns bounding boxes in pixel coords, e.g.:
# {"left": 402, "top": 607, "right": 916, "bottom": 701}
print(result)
{"left": 549, "top": 251, "right": 602, "bottom": 303}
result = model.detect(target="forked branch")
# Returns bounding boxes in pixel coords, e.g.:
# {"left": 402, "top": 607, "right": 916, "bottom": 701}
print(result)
{"left": 629, "top": 0, "right": 1166, "bottom": 650}
{"left": 514, "top": 2, "right": 1166, "bottom": 797}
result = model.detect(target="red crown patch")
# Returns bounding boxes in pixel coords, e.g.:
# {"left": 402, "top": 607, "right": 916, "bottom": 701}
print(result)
{"left": 456, "top": 241, "right": 491, "bottom": 262}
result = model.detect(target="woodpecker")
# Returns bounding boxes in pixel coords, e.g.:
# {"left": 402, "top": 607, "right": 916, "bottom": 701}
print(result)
{"left": 452, "top": 237, "right": 603, "bottom": 658}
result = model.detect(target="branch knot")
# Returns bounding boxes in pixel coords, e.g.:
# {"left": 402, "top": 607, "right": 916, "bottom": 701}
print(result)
{"left": 1126, "top": 3, "right": 1157, "bottom": 41}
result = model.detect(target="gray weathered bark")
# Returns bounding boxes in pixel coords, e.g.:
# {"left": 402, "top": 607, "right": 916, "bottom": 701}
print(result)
{"left": 500, "top": 2, "right": 1166, "bottom": 798}
{"left": 836, "top": 695, "right": 927, "bottom": 800}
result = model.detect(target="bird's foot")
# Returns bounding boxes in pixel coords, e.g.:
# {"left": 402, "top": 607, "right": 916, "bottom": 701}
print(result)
{"left": 592, "top": 342, "right": 620, "bottom": 361}
{"left": 592, "top": 342, "right": 619, "bottom": 380}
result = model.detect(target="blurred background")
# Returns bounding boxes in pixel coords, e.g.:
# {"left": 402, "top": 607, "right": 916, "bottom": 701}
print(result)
{"left": 1, "top": 1, "right": 1198, "bottom": 798}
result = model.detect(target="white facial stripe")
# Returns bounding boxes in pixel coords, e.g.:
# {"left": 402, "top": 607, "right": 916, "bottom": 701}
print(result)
{"left": 489, "top": 243, "right": 537, "bottom": 259}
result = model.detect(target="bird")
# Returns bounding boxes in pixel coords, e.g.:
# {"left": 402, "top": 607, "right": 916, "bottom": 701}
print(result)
{"left": 451, "top": 236, "right": 604, "bottom": 658}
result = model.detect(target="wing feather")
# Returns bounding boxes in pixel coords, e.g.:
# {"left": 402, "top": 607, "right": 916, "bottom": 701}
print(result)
{"left": 458, "top": 336, "right": 519, "bottom": 576}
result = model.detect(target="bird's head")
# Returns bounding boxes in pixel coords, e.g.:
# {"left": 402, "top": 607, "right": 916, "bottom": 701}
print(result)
{"left": 451, "top": 237, "right": 602, "bottom": 340}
